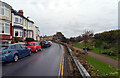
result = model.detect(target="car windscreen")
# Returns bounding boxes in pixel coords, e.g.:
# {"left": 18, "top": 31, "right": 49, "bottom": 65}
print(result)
{"left": 27, "top": 43, "right": 35, "bottom": 46}
{"left": 0, "top": 46, "right": 9, "bottom": 51}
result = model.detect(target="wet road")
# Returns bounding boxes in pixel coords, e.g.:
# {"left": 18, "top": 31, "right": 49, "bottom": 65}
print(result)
{"left": 2, "top": 43, "right": 64, "bottom": 76}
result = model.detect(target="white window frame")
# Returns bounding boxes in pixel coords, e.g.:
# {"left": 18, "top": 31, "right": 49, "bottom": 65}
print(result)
{"left": 0, "top": 20, "right": 10, "bottom": 35}
{"left": 0, "top": 5, "right": 10, "bottom": 18}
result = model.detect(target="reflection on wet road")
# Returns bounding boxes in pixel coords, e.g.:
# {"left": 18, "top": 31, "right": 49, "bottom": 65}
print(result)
{"left": 2, "top": 43, "right": 64, "bottom": 76}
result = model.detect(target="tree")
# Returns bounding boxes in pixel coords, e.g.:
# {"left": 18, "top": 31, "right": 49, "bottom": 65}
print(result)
{"left": 53, "top": 32, "right": 67, "bottom": 42}
{"left": 95, "top": 40, "right": 102, "bottom": 54}
{"left": 82, "top": 30, "right": 94, "bottom": 48}
{"left": 69, "top": 37, "right": 76, "bottom": 45}
{"left": 76, "top": 35, "right": 82, "bottom": 42}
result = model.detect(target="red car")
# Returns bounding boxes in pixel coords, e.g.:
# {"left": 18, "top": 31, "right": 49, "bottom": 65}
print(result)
{"left": 26, "top": 42, "right": 41, "bottom": 52}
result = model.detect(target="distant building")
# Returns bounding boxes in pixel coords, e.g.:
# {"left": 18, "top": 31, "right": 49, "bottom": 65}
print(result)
{"left": 41, "top": 35, "right": 53, "bottom": 41}
{"left": 0, "top": 1, "right": 12, "bottom": 43}
{"left": 33, "top": 26, "right": 40, "bottom": 41}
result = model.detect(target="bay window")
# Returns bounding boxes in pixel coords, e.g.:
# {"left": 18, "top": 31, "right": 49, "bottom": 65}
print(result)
{"left": 5, "top": 7, "right": 10, "bottom": 18}
{"left": 2, "top": 23, "right": 4, "bottom": 33}
{"left": 0, "top": 22, "right": 10, "bottom": 34}
{"left": 0, "top": 7, "right": 4, "bottom": 15}
{"left": 0, "top": 5, "right": 10, "bottom": 18}
{"left": 5, "top": 24, "right": 10, "bottom": 33}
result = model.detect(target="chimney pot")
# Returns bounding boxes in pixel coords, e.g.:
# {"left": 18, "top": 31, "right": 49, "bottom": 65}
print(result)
{"left": 18, "top": 10, "right": 23, "bottom": 15}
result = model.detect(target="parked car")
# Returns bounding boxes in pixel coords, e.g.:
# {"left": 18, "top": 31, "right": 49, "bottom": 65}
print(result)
{"left": 26, "top": 42, "right": 41, "bottom": 52}
{"left": 0, "top": 44, "right": 31, "bottom": 62}
{"left": 40, "top": 40, "right": 49, "bottom": 48}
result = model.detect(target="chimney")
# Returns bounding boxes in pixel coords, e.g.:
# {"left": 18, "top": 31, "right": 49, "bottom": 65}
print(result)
{"left": 18, "top": 10, "right": 23, "bottom": 15}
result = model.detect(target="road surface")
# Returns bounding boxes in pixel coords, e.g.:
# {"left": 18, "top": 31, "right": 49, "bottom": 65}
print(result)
{"left": 2, "top": 43, "right": 64, "bottom": 76}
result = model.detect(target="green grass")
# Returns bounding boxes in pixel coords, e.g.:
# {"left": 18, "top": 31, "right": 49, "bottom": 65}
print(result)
{"left": 72, "top": 44, "right": 85, "bottom": 49}
{"left": 72, "top": 43, "right": 119, "bottom": 60}
{"left": 86, "top": 55, "right": 119, "bottom": 76}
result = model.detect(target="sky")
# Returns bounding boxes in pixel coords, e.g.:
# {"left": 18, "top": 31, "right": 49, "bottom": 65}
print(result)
{"left": 2, "top": 0, "right": 119, "bottom": 38}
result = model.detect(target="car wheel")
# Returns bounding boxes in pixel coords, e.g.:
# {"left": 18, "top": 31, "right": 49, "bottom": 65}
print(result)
{"left": 13, "top": 54, "right": 19, "bottom": 62}
{"left": 35, "top": 49, "right": 38, "bottom": 53}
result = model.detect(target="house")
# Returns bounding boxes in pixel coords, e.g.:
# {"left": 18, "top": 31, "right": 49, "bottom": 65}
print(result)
{"left": 0, "top": 1, "right": 40, "bottom": 43}
{"left": 0, "top": 1, "right": 12, "bottom": 43}
{"left": 33, "top": 26, "right": 40, "bottom": 41}
{"left": 11, "top": 9, "right": 34, "bottom": 40}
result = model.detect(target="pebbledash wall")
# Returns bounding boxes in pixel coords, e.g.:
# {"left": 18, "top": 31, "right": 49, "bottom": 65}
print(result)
{"left": 0, "top": 1, "right": 40, "bottom": 43}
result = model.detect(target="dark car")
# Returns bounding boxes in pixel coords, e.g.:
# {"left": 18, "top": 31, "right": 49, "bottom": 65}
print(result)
{"left": 40, "top": 41, "right": 49, "bottom": 48}
{"left": 0, "top": 44, "right": 31, "bottom": 62}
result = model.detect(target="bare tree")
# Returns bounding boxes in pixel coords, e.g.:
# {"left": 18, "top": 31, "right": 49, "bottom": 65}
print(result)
{"left": 82, "top": 30, "right": 94, "bottom": 54}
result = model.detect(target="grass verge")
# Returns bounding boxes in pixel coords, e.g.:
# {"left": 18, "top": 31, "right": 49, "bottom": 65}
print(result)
{"left": 86, "top": 55, "right": 119, "bottom": 76}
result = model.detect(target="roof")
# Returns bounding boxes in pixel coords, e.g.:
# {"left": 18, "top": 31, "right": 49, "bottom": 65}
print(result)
{"left": 12, "top": 9, "right": 34, "bottom": 24}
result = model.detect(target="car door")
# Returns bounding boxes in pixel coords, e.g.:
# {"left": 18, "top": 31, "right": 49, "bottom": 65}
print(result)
{"left": 20, "top": 44, "right": 29, "bottom": 56}
{"left": 36, "top": 43, "right": 39, "bottom": 50}
{"left": 16, "top": 44, "right": 24, "bottom": 58}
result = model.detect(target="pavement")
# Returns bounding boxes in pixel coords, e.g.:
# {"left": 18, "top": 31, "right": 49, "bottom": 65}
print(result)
{"left": 2, "top": 43, "right": 64, "bottom": 76}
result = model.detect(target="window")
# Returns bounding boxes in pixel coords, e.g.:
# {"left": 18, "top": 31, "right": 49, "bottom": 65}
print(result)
{"left": 15, "top": 31, "right": 18, "bottom": 36}
{"left": 20, "top": 18, "right": 21, "bottom": 23}
{"left": 20, "top": 31, "right": 23, "bottom": 37}
{"left": 15, "top": 17, "right": 18, "bottom": 23}
{"left": 5, "top": 24, "right": 10, "bottom": 33}
{"left": 11, "top": 45, "right": 16, "bottom": 49}
{"left": 20, "top": 44, "right": 27, "bottom": 49}
{"left": 0, "top": 46, "right": 8, "bottom": 50}
{"left": 2, "top": 23, "right": 4, "bottom": 33}
{"left": 27, "top": 43, "right": 35, "bottom": 46}
{"left": 0, "top": 5, "right": 10, "bottom": 17}
{"left": 36, "top": 43, "right": 39, "bottom": 45}
{"left": 0, "top": 7, "right": 4, "bottom": 15}
{"left": 0, "top": 23, "right": 2, "bottom": 33}
{"left": 16, "top": 44, "right": 22, "bottom": 49}
{"left": 0, "top": 23, "right": 10, "bottom": 34}
{"left": 5, "top": 7, "right": 10, "bottom": 18}
{"left": 22, "top": 19, "right": 24, "bottom": 25}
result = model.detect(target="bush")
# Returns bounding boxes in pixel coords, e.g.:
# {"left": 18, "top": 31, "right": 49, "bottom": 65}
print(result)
{"left": 25, "top": 38, "right": 34, "bottom": 42}
{"left": 103, "top": 42, "right": 109, "bottom": 49}
{"left": 102, "top": 51, "right": 116, "bottom": 56}
{"left": 14, "top": 37, "right": 23, "bottom": 43}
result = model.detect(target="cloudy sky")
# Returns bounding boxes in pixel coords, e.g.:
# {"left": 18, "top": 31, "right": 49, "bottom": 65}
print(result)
{"left": 2, "top": 0, "right": 119, "bottom": 38}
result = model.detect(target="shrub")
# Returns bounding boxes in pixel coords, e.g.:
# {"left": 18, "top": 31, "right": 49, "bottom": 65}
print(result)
{"left": 102, "top": 51, "right": 116, "bottom": 56}
{"left": 25, "top": 38, "right": 34, "bottom": 42}
{"left": 103, "top": 42, "right": 109, "bottom": 49}
{"left": 14, "top": 37, "right": 23, "bottom": 43}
